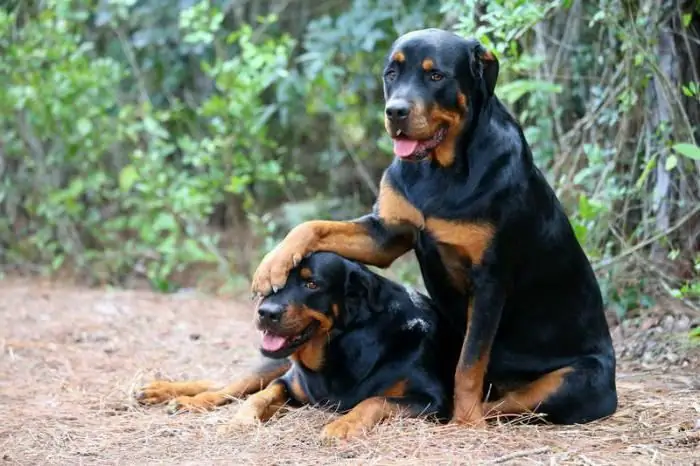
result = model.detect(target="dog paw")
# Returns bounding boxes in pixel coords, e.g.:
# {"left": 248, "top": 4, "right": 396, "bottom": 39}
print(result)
{"left": 251, "top": 228, "right": 310, "bottom": 296}
{"left": 216, "top": 403, "right": 264, "bottom": 435}
{"left": 166, "top": 395, "right": 215, "bottom": 414}
{"left": 251, "top": 251, "right": 299, "bottom": 297}
{"left": 134, "top": 381, "right": 179, "bottom": 405}
{"left": 450, "top": 414, "right": 487, "bottom": 428}
{"left": 320, "top": 417, "right": 366, "bottom": 441}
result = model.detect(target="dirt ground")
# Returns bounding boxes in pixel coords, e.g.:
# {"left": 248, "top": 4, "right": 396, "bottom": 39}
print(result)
{"left": 1, "top": 278, "right": 699, "bottom": 465}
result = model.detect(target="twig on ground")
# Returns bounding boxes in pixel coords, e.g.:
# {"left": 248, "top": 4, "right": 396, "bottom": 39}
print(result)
{"left": 488, "top": 446, "right": 551, "bottom": 464}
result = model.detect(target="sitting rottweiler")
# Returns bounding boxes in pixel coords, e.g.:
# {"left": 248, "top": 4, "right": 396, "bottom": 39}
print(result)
{"left": 137, "top": 252, "right": 461, "bottom": 439}
{"left": 250, "top": 28, "right": 618, "bottom": 426}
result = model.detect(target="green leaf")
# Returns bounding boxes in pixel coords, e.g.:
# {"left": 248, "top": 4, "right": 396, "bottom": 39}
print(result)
{"left": 664, "top": 154, "right": 678, "bottom": 171}
{"left": 497, "top": 79, "right": 563, "bottom": 105}
{"left": 152, "top": 212, "right": 178, "bottom": 232}
{"left": 635, "top": 154, "right": 657, "bottom": 190}
{"left": 119, "top": 165, "right": 139, "bottom": 191}
{"left": 682, "top": 13, "right": 692, "bottom": 27}
{"left": 183, "top": 238, "right": 215, "bottom": 262}
{"left": 51, "top": 254, "right": 65, "bottom": 271}
{"left": 76, "top": 118, "right": 92, "bottom": 136}
{"left": 689, "top": 326, "right": 700, "bottom": 341}
{"left": 672, "top": 142, "right": 700, "bottom": 161}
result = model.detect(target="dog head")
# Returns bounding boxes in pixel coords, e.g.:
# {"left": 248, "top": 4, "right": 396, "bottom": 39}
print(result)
{"left": 382, "top": 28, "right": 499, "bottom": 165}
{"left": 254, "top": 252, "right": 361, "bottom": 370}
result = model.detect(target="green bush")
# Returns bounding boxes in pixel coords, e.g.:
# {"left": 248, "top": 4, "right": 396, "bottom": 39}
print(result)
{"left": 444, "top": 0, "right": 700, "bottom": 316}
{"left": 1, "top": 0, "right": 698, "bottom": 320}
{"left": 0, "top": 2, "right": 293, "bottom": 291}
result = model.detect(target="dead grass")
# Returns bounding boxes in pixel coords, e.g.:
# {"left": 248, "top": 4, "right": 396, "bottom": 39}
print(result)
{"left": 1, "top": 278, "right": 699, "bottom": 465}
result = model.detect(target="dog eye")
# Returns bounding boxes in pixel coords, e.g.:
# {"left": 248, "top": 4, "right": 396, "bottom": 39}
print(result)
{"left": 430, "top": 72, "right": 443, "bottom": 81}
{"left": 305, "top": 280, "right": 318, "bottom": 290}
{"left": 384, "top": 70, "right": 397, "bottom": 81}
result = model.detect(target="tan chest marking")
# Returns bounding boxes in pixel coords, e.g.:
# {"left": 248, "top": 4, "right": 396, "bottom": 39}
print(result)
{"left": 376, "top": 175, "right": 424, "bottom": 228}
{"left": 425, "top": 218, "right": 495, "bottom": 266}
{"left": 375, "top": 174, "right": 494, "bottom": 265}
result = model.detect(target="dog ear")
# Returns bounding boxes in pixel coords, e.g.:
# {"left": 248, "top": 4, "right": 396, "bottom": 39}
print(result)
{"left": 343, "top": 264, "right": 380, "bottom": 318}
{"left": 471, "top": 43, "right": 499, "bottom": 96}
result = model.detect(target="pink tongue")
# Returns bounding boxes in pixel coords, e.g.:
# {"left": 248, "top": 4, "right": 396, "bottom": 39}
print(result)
{"left": 393, "top": 138, "right": 419, "bottom": 158}
{"left": 261, "top": 333, "right": 288, "bottom": 352}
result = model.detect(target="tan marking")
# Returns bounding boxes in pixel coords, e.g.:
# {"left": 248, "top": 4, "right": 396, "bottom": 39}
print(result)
{"left": 452, "top": 298, "right": 488, "bottom": 426}
{"left": 457, "top": 92, "right": 467, "bottom": 110}
{"left": 421, "top": 58, "right": 434, "bottom": 71}
{"left": 377, "top": 174, "right": 424, "bottom": 228}
{"left": 288, "top": 305, "right": 333, "bottom": 371}
{"left": 302, "top": 306, "right": 333, "bottom": 333}
{"left": 481, "top": 50, "right": 496, "bottom": 62}
{"left": 300, "top": 267, "right": 312, "bottom": 279}
{"left": 320, "top": 397, "right": 404, "bottom": 440}
{"left": 453, "top": 350, "right": 488, "bottom": 426}
{"left": 425, "top": 219, "right": 495, "bottom": 265}
{"left": 229, "top": 382, "right": 288, "bottom": 424}
{"left": 383, "top": 97, "right": 465, "bottom": 167}
{"left": 392, "top": 51, "right": 405, "bottom": 63}
{"left": 383, "top": 379, "right": 408, "bottom": 397}
{"left": 386, "top": 100, "right": 431, "bottom": 140}
{"left": 436, "top": 243, "right": 470, "bottom": 290}
{"left": 291, "top": 335, "right": 327, "bottom": 372}
{"left": 332, "top": 303, "right": 340, "bottom": 319}
{"left": 295, "top": 220, "right": 411, "bottom": 268}
{"left": 483, "top": 367, "right": 574, "bottom": 416}
{"left": 251, "top": 198, "right": 418, "bottom": 295}
{"left": 429, "top": 105, "right": 465, "bottom": 167}
{"left": 137, "top": 363, "right": 291, "bottom": 412}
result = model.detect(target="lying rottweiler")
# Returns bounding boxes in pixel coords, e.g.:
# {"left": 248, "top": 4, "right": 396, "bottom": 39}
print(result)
{"left": 137, "top": 252, "right": 461, "bottom": 439}
{"left": 251, "top": 28, "right": 618, "bottom": 426}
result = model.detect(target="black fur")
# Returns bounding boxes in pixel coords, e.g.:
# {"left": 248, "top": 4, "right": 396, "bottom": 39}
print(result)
{"left": 364, "top": 28, "right": 617, "bottom": 424}
{"left": 257, "top": 251, "right": 462, "bottom": 420}
{"left": 251, "top": 28, "right": 618, "bottom": 426}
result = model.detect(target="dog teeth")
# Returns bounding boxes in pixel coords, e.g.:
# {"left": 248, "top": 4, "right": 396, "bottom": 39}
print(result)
{"left": 396, "top": 129, "right": 402, "bottom": 136}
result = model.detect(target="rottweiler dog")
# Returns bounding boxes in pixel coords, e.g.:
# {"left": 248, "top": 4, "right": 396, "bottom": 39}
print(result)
{"left": 251, "top": 28, "right": 618, "bottom": 426}
{"left": 137, "top": 252, "right": 461, "bottom": 439}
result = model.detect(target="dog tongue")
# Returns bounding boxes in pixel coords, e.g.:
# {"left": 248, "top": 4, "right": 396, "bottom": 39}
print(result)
{"left": 261, "top": 332, "right": 287, "bottom": 352}
{"left": 393, "top": 138, "right": 419, "bottom": 158}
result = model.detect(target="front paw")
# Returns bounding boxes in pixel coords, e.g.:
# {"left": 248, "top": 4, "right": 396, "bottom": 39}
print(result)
{"left": 451, "top": 409, "right": 487, "bottom": 428}
{"left": 251, "top": 247, "right": 304, "bottom": 296}
{"left": 135, "top": 381, "right": 179, "bottom": 405}
{"left": 452, "top": 396, "right": 487, "bottom": 427}
{"left": 166, "top": 395, "right": 216, "bottom": 414}
{"left": 320, "top": 416, "right": 367, "bottom": 441}
{"left": 217, "top": 402, "right": 265, "bottom": 435}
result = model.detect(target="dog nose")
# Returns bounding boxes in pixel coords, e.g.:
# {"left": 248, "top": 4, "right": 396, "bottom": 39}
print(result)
{"left": 385, "top": 100, "right": 410, "bottom": 122}
{"left": 257, "top": 302, "right": 284, "bottom": 324}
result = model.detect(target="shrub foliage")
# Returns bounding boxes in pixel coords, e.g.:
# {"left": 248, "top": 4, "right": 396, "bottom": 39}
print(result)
{"left": 1, "top": 0, "right": 698, "bottom": 315}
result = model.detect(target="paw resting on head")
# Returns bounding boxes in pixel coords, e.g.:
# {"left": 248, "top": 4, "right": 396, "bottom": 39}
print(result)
{"left": 251, "top": 243, "right": 306, "bottom": 297}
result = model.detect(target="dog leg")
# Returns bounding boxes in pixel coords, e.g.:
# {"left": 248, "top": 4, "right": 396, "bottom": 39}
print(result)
{"left": 252, "top": 175, "right": 421, "bottom": 296}
{"left": 219, "top": 380, "right": 290, "bottom": 431}
{"left": 320, "top": 395, "right": 434, "bottom": 440}
{"left": 483, "top": 356, "right": 617, "bottom": 424}
{"left": 136, "top": 358, "right": 290, "bottom": 413}
{"left": 452, "top": 269, "right": 505, "bottom": 427}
